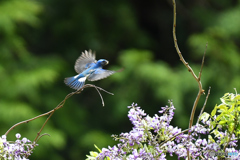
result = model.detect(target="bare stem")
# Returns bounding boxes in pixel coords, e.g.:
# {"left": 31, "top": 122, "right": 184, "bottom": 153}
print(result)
{"left": 199, "top": 43, "right": 208, "bottom": 79}
{"left": 172, "top": 0, "right": 206, "bottom": 159}
{"left": 5, "top": 84, "right": 113, "bottom": 138}
{"left": 172, "top": 0, "right": 204, "bottom": 126}
{"left": 33, "top": 110, "right": 55, "bottom": 142}
{"left": 159, "top": 128, "right": 190, "bottom": 147}
{"left": 4, "top": 108, "right": 60, "bottom": 136}
{"left": 197, "top": 87, "right": 211, "bottom": 124}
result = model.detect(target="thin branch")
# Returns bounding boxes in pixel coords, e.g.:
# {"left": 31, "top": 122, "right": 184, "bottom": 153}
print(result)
{"left": 5, "top": 84, "right": 113, "bottom": 137}
{"left": 4, "top": 108, "right": 60, "bottom": 136}
{"left": 33, "top": 111, "right": 55, "bottom": 142}
{"left": 172, "top": 0, "right": 206, "bottom": 159}
{"left": 93, "top": 85, "right": 105, "bottom": 106}
{"left": 159, "top": 128, "right": 190, "bottom": 147}
{"left": 172, "top": 1, "right": 199, "bottom": 82}
{"left": 172, "top": 0, "right": 204, "bottom": 126}
{"left": 25, "top": 133, "right": 51, "bottom": 158}
{"left": 35, "top": 133, "right": 51, "bottom": 143}
{"left": 197, "top": 87, "right": 211, "bottom": 124}
{"left": 33, "top": 84, "right": 113, "bottom": 143}
{"left": 199, "top": 42, "right": 208, "bottom": 80}
{"left": 94, "top": 86, "right": 114, "bottom": 95}
{"left": 5, "top": 90, "right": 76, "bottom": 136}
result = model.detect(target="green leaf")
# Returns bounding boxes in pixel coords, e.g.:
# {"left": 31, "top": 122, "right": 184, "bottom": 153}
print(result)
{"left": 211, "top": 105, "right": 217, "bottom": 117}
{"left": 216, "top": 112, "right": 224, "bottom": 121}
{"left": 199, "top": 112, "right": 210, "bottom": 122}
{"left": 208, "top": 135, "right": 215, "bottom": 143}
{"left": 89, "top": 151, "right": 98, "bottom": 157}
{"left": 233, "top": 95, "right": 240, "bottom": 101}
{"left": 217, "top": 104, "right": 228, "bottom": 112}
{"left": 228, "top": 122, "right": 235, "bottom": 132}
{"left": 228, "top": 104, "right": 235, "bottom": 112}
{"left": 210, "top": 121, "right": 216, "bottom": 130}
{"left": 94, "top": 144, "right": 102, "bottom": 153}
{"left": 219, "top": 120, "right": 227, "bottom": 125}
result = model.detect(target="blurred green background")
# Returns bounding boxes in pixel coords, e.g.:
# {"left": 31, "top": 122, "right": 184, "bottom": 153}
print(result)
{"left": 1, "top": 0, "right": 240, "bottom": 159}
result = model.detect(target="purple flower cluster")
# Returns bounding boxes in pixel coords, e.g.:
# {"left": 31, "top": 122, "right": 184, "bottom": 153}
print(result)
{"left": 96, "top": 102, "right": 240, "bottom": 160}
{"left": 0, "top": 133, "right": 37, "bottom": 160}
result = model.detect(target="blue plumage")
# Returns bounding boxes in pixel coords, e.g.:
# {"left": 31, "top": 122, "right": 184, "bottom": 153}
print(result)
{"left": 64, "top": 50, "right": 115, "bottom": 90}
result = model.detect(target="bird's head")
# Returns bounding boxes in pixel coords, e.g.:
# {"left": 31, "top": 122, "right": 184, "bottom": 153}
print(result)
{"left": 97, "top": 59, "right": 109, "bottom": 66}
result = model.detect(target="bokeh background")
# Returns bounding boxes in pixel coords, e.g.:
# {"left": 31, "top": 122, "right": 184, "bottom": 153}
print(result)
{"left": 1, "top": 0, "right": 240, "bottom": 159}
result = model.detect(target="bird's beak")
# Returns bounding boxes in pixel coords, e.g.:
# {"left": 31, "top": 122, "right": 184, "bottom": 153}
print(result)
{"left": 105, "top": 60, "right": 109, "bottom": 65}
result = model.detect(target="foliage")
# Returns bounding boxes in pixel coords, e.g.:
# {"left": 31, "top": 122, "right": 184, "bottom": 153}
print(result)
{"left": 207, "top": 92, "right": 240, "bottom": 142}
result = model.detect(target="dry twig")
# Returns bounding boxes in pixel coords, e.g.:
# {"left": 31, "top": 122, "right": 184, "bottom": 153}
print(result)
{"left": 5, "top": 84, "right": 113, "bottom": 141}
{"left": 172, "top": 0, "right": 206, "bottom": 159}
{"left": 197, "top": 87, "right": 211, "bottom": 124}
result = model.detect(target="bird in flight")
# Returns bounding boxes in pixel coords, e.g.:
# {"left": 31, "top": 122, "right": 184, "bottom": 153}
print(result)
{"left": 64, "top": 50, "right": 115, "bottom": 90}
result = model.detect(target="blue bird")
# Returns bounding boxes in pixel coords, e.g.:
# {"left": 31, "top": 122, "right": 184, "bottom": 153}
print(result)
{"left": 64, "top": 50, "right": 115, "bottom": 90}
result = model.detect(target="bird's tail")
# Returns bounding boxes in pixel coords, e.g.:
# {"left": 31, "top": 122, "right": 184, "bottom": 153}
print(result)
{"left": 64, "top": 75, "right": 86, "bottom": 90}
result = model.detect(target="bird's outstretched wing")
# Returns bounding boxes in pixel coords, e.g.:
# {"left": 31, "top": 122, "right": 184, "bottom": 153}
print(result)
{"left": 64, "top": 76, "right": 86, "bottom": 90}
{"left": 87, "top": 69, "right": 115, "bottom": 81}
{"left": 74, "top": 50, "right": 97, "bottom": 74}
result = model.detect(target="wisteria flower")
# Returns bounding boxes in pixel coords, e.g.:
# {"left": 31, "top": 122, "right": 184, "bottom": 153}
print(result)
{"left": 0, "top": 133, "right": 37, "bottom": 160}
{"left": 86, "top": 101, "right": 240, "bottom": 160}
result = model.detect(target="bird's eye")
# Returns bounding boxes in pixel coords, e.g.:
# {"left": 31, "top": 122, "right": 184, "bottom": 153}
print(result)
{"left": 102, "top": 60, "right": 108, "bottom": 65}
